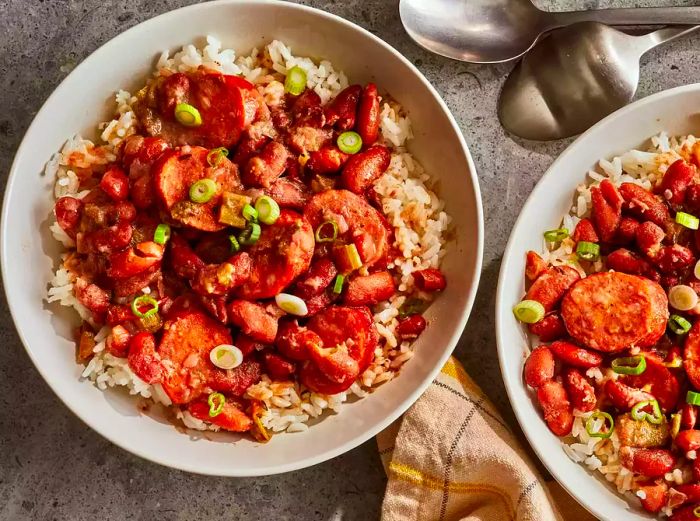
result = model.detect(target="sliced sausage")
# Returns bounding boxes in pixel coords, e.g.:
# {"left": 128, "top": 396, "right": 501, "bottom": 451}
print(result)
{"left": 187, "top": 398, "right": 253, "bottom": 432}
{"left": 561, "top": 272, "right": 669, "bottom": 352}
{"left": 343, "top": 271, "right": 396, "bottom": 306}
{"left": 154, "top": 146, "right": 242, "bottom": 231}
{"left": 158, "top": 310, "right": 233, "bottom": 404}
{"left": 524, "top": 265, "right": 580, "bottom": 313}
{"left": 304, "top": 189, "right": 389, "bottom": 267}
{"left": 307, "top": 305, "right": 377, "bottom": 374}
{"left": 236, "top": 210, "right": 315, "bottom": 299}
{"left": 134, "top": 71, "right": 256, "bottom": 149}
{"left": 227, "top": 300, "right": 279, "bottom": 344}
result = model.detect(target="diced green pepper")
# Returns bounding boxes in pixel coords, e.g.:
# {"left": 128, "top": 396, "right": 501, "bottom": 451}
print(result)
{"left": 218, "top": 192, "right": 252, "bottom": 229}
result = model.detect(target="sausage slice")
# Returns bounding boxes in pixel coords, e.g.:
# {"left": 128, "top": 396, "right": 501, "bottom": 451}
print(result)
{"left": 561, "top": 272, "right": 669, "bottom": 352}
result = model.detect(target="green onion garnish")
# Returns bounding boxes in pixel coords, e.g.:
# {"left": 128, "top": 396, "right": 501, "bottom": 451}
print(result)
{"left": 611, "top": 355, "right": 646, "bottom": 376}
{"left": 585, "top": 411, "right": 614, "bottom": 439}
{"left": 207, "top": 147, "right": 229, "bottom": 167}
{"left": 694, "top": 505, "right": 700, "bottom": 518}
{"left": 174, "top": 103, "right": 202, "bottom": 127}
{"left": 543, "top": 228, "right": 569, "bottom": 243}
{"left": 631, "top": 399, "right": 664, "bottom": 425}
{"left": 676, "top": 211, "right": 700, "bottom": 230}
{"left": 131, "top": 295, "right": 159, "bottom": 318}
{"left": 337, "top": 131, "right": 363, "bottom": 155}
{"left": 239, "top": 223, "right": 261, "bottom": 246}
{"left": 512, "top": 300, "right": 545, "bottom": 324}
{"left": 284, "top": 66, "right": 307, "bottom": 96}
{"left": 229, "top": 234, "right": 241, "bottom": 253}
{"left": 275, "top": 293, "right": 309, "bottom": 317}
{"left": 153, "top": 224, "right": 171, "bottom": 245}
{"left": 576, "top": 241, "right": 600, "bottom": 261}
{"left": 208, "top": 392, "right": 225, "bottom": 417}
{"left": 242, "top": 203, "right": 258, "bottom": 223}
{"left": 315, "top": 220, "right": 338, "bottom": 243}
{"left": 687, "top": 391, "right": 700, "bottom": 406}
{"left": 254, "top": 196, "right": 280, "bottom": 225}
{"left": 669, "top": 314, "right": 692, "bottom": 335}
{"left": 189, "top": 179, "right": 218, "bottom": 204}
{"left": 333, "top": 274, "right": 345, "bottom": 294}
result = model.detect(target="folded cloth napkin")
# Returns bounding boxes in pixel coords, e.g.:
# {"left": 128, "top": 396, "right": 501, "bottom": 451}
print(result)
{"left": 377, "top": 357, "right": 598, "bottom": 521}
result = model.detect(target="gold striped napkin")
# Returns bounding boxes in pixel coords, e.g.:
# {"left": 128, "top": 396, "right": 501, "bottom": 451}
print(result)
{"left": 377, "top": 357, "right": 597, "bottom": 521}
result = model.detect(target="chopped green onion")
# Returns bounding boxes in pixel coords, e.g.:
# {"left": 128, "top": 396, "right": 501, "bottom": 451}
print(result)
{"left": 131, "top": 295, "right": 159, "bottom": 318}
{"left": 238, "top": 223, "right": 261, "bottom": 246}
{"left": 275, "top": 293, "right": 308, "bottom": 316}
{"left": 284, "top": 66, "right": 307, "bottom": 96}
{"left": 333, "top": 274, "right": 345, "bottom": 294}
{"left": 345, "top": 244, "right": 362, "bottom": 270}
{"left": 669, "top": 314, "right": 692, "bottom": 335}
{"left": 669, "top": 285, "right": 699, "bottom": 312}
{"left": 229, "top": 234, "right": 241, "bottom": 253}
{"left": 694, "top": 505, "right": 700, "bottom": 518}
{"left": 585, "top": 411, "right": 614, "bottom": 439}
{"left": 512, "top": 300, "right": 545, "bottom": 324}
{"left": 207, "top": 147, "right": 229, "bottom": 167}
{"left": 315, "top": 220, "right": 338, "bottom": 243}
{"left": 255, "top": 196, "right": 280, "bottom": 225}
{"left": 695, "top": 259, "right": 700, "bottom": 280}
{"left": 688, "top": 391, "right": 700, "bottom": 406}
{"left": 543, "top": 228, "right": 569, "bottom": 243}
{"left": 174, "top": 103, "right": 202, "bottom": 127}
{"left": 576, "top": 241, "right": 600, "bottom": 261}
{"left": 153, "top": 224, "right": 171, "bottom": 245}
{"left": 208, "top": 392, "right": 225, "bottom": 417}
{"left": 611, "top": 355, "right": 646, "bottom": 376}
{"left": 242, "top": 203, "right": 258, "bottom": 223}
{"left": 209, "top": 345, "right": 243, "bottom": 370}
{"left": 631, "top": 399, "right": 664, "bottom": 425}
{"left": 676, "top": 211, "right": 700, "bottom": 230}
{"left": 337, "top": 131, "right": 363, "bottom": 154}
{"left": 189, "top": 179, "right": 218, "bottom": 204}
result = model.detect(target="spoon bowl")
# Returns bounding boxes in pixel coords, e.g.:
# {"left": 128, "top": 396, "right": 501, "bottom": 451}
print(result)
{"left": 400, "top": 0, "right": 700, "bottom": 64}
{"left": 399, "top": 0, "right": 549, "bottom": 64}
{"left": 498, "top": 23, "right": 698, "bottom": 140}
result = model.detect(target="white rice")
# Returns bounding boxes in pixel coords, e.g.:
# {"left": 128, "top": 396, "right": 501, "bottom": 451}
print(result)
{"left": 544, "top": 131, "right": 700, "bottom": 511}
{"left": 46, "top": 37, "right": 450, "bottom": 437}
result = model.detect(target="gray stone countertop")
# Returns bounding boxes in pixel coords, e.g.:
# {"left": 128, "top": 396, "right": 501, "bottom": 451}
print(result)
{"left": 1, "top": 1, "right": 699, "bottom": 519}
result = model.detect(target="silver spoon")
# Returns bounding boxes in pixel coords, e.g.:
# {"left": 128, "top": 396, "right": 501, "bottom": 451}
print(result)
{"left": 399, "top": 0, "right": 700, "bottom": 64}
{"left": 497, "top": 23, "right": 698, "bottom": 141}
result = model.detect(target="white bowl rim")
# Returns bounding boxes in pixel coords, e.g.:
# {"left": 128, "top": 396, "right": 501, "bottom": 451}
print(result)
{"left": 1, "top": 0, "right": 484, "bottom": 475}
{"left": 495, "top": 82, "right": 700, "bottom": 518}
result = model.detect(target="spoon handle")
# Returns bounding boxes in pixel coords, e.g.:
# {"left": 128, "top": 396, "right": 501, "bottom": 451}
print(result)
{"left": 549, "top": 7, "right": 700, "bottom": 27}
{"left": 634, "top": 26, "right": 700, "bottom": 55}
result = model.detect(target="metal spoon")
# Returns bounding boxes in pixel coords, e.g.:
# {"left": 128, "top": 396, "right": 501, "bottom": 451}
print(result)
{"left": 497, "top": 23, "right": 698, "bottom": 141}
{"left": 399, "top": 0, "right": 700, "bottom": 64}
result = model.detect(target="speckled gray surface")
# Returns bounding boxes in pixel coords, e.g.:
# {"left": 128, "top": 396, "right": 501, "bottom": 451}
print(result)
{"left": 1, "top": 1, "right": 699, "bottom": 519}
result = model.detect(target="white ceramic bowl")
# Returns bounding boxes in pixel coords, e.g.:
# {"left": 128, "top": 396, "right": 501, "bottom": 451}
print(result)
{"left": 1, "top": 0, "right": 483, "bottom": 476}
{"left": 497, "top": 84, "right": 700, "bottom": 520}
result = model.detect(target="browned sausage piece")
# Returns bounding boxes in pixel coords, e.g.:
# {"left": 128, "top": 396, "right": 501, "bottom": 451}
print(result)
{"left": 561, "top": 272, "right": 669, "bottom": 353}
{"left": 523, "top": 265, "right": 580, "bottom": 312}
